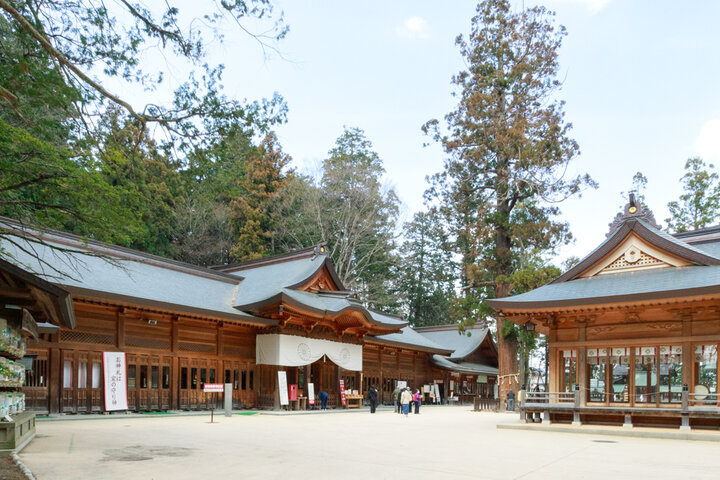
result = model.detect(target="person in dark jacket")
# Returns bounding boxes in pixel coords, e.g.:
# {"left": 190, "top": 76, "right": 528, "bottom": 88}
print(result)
{"left": 318, "top": 390, "right": 329, "bottom": 410}
{"left": 367, "top": 385, "right": 378, "bottom": 413}
{"left": 396, "top": 388, "right": 403, "bottom": 414}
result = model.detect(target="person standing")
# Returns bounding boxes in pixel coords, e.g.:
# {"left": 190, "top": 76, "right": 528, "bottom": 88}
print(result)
{"left": 367, "top": 385, "right": 378, "bottom": 413}
{"left": 401, "top": 387, "right": 412, "bottom": 417}
{"left": 413, "top": 389, "right": 422, "bottom": 414}
{"left": 395, "top": 386, "right": 403, "bottom": 414}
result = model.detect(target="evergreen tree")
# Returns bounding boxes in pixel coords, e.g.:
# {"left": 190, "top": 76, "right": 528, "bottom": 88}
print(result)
{"left": 229, "top": 133, "right": 293, "bottom": 261}
{"left": 397, "top": 210, "right": 457, "bottom": 327}
{"left": 274, "top": 127, "right": 401, "bottom": 310}
{"left": 666, "top": 158, "right": 720, "bottom": 233}
{"left": 423, "top": 0, "right": 595, "bottom": 398}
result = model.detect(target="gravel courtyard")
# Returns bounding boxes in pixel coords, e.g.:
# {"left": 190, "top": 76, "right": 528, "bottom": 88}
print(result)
{"left": 19, "top": 407, "right": 720, "bottom": 480}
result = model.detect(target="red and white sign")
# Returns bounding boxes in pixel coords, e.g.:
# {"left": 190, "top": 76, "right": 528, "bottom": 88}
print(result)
{"left": 339, "top": 379, "right": 346, "bottom": 406}
{"left": 103, "top": 352, "right": 128, "bottom": 411}
{"left": 308, "top": 383, "right": 315, "bottom": 405}
{"left": 203, "top": 383, "right": 224, "bottom": 393}
{"left": 289, "top": 384, "right": 298, "bottom": 401}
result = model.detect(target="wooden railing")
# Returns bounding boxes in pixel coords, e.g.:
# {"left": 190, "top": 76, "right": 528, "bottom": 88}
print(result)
{"left": 473, "top": 397, "right": 499, "bottom": 411}
{"left": 523, "top": 391, "right": 575, "bottom": 405}
{"left": 519, "top": 388, "right": 720, "bottom": 430}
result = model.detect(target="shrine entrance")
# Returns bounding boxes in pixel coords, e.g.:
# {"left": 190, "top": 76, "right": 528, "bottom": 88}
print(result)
{"left": 126, "top": 353, "right": 172, "bottom": 411}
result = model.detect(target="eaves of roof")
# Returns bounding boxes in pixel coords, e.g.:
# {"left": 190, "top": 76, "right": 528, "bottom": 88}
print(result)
{"left": 0, "top": 257, "right": 76, "bottom": 329}
{"left": 431, "top": 355, "right": 499, "bottom": 375}
{"left": 488, "top": 265, "right": 720, "bottom": 311}
{"left": 66, "top": 286, "right": 278, "bottom": 327}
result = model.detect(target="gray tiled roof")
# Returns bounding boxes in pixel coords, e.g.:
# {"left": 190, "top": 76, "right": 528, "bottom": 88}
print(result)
{"left": 692, "top": 241, "right": 720, "bottom": 258}
{"left": 490, "top": 264, "right": 720, "bottom": 309}
{"left": 371, "top": 326, "right": 454, "bottom": 354}
{"left": 1, "top": 233, "right": 274, "bottom": 326}
{"left": 416, "top": 326, "right": 490, "bottom": 360}
{"left": 431, "top": 355, "right": 498, "bottom": 375}
{"left": 229, "top": 256, "right": 326, "bottom": 308}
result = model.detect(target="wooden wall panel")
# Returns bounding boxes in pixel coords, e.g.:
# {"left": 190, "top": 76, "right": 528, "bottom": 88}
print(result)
{"left": 556, "top": 329, "right": 579, "bottom": 342}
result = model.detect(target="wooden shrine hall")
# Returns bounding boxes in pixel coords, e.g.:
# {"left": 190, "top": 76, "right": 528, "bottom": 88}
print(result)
{"left": 0, "top": 217, "right": 498, "bottom": 414}
{"left": 490, "top": 196, "right": 720, "bottom": 430}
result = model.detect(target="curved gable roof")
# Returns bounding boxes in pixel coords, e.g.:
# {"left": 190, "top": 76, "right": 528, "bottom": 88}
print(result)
{"left": 225, "top": 247, "right": 407, "bottom": 331}
{"left": 553, "top": 218, "right": 720, "bottom": 284}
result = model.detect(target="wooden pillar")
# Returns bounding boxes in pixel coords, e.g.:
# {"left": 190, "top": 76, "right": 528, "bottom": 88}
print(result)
{"left": 217, "top": 323, "right": 224, "bottom": 357}
{"left": 49, "top": 345, "right": 61, "bottom": 414}
{"left": 548, "top": 346, "right": 558, "bottom": 394}
{"left": 171, "top": 317, "right": 179, "bottom": 353}
{"left": 378, "top": 347, "right": 384, "bottom": 404}
{"left": 681, "top": 314, "right": 693, "bottom": 390}
{"left": 117, "top": 309, "right": 125, "bottom": 350}
{"left": 170, "top": 317, "right": 179, "bottom": 409}
{"left": 577, "top": 324, "right": 587, "bottom": 407}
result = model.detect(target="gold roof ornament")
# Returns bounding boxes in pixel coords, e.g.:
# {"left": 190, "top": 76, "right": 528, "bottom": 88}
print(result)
{"left": 607, "top": 193, "right": 661, "bottom": 237}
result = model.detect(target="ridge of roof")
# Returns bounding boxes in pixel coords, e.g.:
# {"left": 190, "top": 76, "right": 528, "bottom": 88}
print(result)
{"left": 0, "top": 216, "right": 242, "bottom": 285}
{"left": 213, "top": 243, "right": 328, "bottom": 272}
{"left": 414, "top": 324, "right": 465, "bottom": 332}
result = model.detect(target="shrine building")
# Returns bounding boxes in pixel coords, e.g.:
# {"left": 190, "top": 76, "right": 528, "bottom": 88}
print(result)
{"left": 0, "top": 217, "right": 498, "bottom": 414}
{"left": 489, "top": 196, "right": 720, "bottom": 429}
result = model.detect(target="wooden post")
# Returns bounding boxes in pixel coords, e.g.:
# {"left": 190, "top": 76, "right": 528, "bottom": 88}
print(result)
{"left": 49, "top": 346, "right": 60, "bottom": 414}
{"left": 623, "top": 414, "right": 633, "bottom": 429}
{"left": 572, "top": 385, "right": 581, "bottom": 426}
{"left": 577, "top": 346, "right": 587, "bottom": 407}
{"left": 680, "top": 384, "right": 690, "bottom": 431}
{"left": 116, "top": 308, "right": 125, "bottom": 351}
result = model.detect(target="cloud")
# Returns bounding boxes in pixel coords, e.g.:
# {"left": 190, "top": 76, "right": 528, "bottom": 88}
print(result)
{"left": 546, "top": 0, "right": 612, "bottom": 14}
{"left": 697, "top": 118, "right": 720, "bottom": 161}
{"left": 396, "top": 16, "right": 428, "bottom": 40}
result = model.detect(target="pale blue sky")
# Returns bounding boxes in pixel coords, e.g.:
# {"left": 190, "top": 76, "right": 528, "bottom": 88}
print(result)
{"left": 171, "top": 1, "right": 720, "bottom": 263}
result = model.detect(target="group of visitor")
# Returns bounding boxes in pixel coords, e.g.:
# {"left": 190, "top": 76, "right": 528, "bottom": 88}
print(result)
{"left": 387, "top": 386, "right": 422, "bottom": 416}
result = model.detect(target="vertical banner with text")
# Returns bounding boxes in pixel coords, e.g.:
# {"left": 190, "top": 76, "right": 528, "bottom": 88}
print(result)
{"left": 308, "top": 383, "right": 315, "bottom": 405}
{"left": 339, "top": 379, "right": 346, "bottom": 407}
{"left": 278, "top": 371, "right": 289, "bottom": 406}
{"left": 103, "top": 352, "right": 128, "bottom": 411}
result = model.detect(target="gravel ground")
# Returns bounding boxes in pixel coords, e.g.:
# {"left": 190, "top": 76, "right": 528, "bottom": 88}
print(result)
{"left": 0, "top": 455, "right": 28, "bottom": 480}
{"left": 17, "top": 406, "right": 720, "bottom": 480}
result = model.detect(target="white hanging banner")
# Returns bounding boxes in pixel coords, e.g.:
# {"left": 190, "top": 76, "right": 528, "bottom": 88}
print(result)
{"left": 256, "top": 334, "right": 363, "bottom": 371}
{"left": 102, "top": 352, "right": 128, "bottom": 411}
{"left": 278, "top": 371, "right": 289, "bottom": 406}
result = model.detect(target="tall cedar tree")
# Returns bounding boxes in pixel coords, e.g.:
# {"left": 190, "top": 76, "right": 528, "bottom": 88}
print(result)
{"left": 229, "top": 133, "right": 293, "bottom": 261}
{"left": 666, "top": 158, "right": 720, "bottom": 233}
{"left": 423, "top": 0, "right": 594, "bottom": 399}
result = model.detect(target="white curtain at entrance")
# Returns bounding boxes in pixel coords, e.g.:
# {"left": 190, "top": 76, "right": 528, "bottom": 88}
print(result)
{"left": 256, "top": 334, "right": 363, "bottom": 371}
